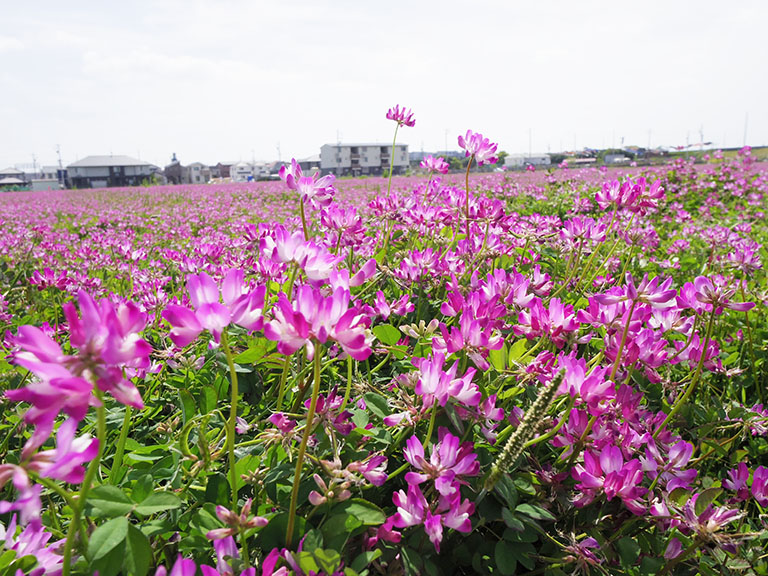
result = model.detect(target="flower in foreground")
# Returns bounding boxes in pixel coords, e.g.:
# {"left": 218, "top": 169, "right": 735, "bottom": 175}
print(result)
{"left": 264, "top": 285, "right": 372, "bottom": 360}
{"left": 403, "top": 428, "right": 479, "bottom": 496}
{"left": 386, "top": 105, "right": 415, "bottom": 127}
{"left": 279, "top": 158, "right": 336, "bottom": 210}
{"left": 458, "top": 130, "right": 498, "bottom": 166}
{"left": 162, "top": 270, "right": 265, "bottom": 347}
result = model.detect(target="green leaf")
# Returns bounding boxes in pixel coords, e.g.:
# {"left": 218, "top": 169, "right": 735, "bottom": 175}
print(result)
{"left": 134, "top": 492, "right": 182, "bottom": 516}
{"left": 178, "top": 389, "right": 196, "bottom": 424}
{"left": 88, "top": 486, "right": 135, "bottom": 517}
{"left": 616, "top": 537, "right": 641, "bottom": 567}
{"left": 131, "top": 474, "right": 154, "bottom": 503}
{"left": 124, "top": 524, "right": 152, "bottom": 576}
{"left": 363, "top": 393, "right": 390, "bottom": 419}
{"left": 488, "top": 342, "right": 508, "bottom": 371}
{"left": 313, "top": 549, "right": 342, "bottom": 575}
{"left": 198, "top": 385, "right": 218, "bottom": 414}
{"left": 694, "top": 487, "right": 722, "bottom": 516}
{"left": 494, "top": 541, "right": 517, "bottom": 576}
{"left": 0, "top": 550, "right": 17, "bottom": 571}
{"left": 88, "top": 517, "right": 129, "bottom": 561}
{"left": 515, "top": 503, "right": 556, "bottom": 522}
{"left": 234, "top": 343, "right": 267, "bottom": 364}
{"left": 373, "top": 324, "right": 401, "bottom": 346}
{"left": 508, "top": 339, "right": 528, "bottom": 363}
{"left": 501, "top": 508, "right": 525, "bottom": 532}
{"left": 668, "top": 487, "right": 691, "bottom": 506}
{"left": 334, "top": 499, "right": 386, "bottom": 525}
{"left": 494, "top": 476, "right": 518, "bottom": 508}
{"left": 351, "top": 550, "right": 382, "bottom": 573}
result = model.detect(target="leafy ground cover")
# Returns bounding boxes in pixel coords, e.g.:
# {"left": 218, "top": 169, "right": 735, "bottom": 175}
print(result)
{"left": 0, "top": 116, "right": 767, "bottom": 575}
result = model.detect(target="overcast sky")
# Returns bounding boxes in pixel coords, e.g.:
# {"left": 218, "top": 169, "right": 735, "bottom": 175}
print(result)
{"left": 2, "top": 0, "right": 766, "bottom": 168}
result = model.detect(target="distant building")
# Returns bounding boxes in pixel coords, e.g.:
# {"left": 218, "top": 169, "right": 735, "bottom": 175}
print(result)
{"left": 505, "top": 153, "right": 551, "bottom": 169}
{"left": 604, "top": 154, "right": 630, "bottom": 164}
{"left": 320, "top": 143, "right": 408, "bottom": 177}
{"left": 0, "top": 167, "right": 26, "bottom": 182}
{"left": 164, "top": 154, "right": 183, "bottom": 184}
{"left": 297, "top": 155, "right": 321, "bottom": 174}
{"left": 185, "top": 162, "right": 212, "bottom": 184}
{"left": 67, "top": 155, "right": 159, "bottom": 188}
{"left": 212, "top": 162, "right": 236, "bottom": 179}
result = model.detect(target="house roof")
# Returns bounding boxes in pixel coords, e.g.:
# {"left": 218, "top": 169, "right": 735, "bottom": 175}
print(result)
{"left": 0, "top": 167, "right": 24, "bottom": 175}
{"left": 0, "top": 177, "right": 25, "bottom": 184}
{"left": 67, "top": 155, "right": 157, "bottom": 168}
{"left": 321, "top": 143, "right": 408, "bottom": 148}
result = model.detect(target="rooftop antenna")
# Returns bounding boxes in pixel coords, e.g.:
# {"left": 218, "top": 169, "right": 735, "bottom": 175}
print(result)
{"left": 276, "top": 142, "right": 281, "bottom": 162}
{"left": 31, "top": 153, "right": 37, "bottom": 174}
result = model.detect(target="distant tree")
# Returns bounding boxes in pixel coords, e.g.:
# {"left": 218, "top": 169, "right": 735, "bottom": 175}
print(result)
{"left": 497, "top": 151, "right": 509, "bottom": 166}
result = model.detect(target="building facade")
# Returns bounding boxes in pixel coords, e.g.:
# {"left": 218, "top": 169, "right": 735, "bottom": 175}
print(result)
{"left": 320, "top": 143, "right": 409, "bottom": 176}
{"left": 67, "top": 155, "right": 159, "bottom": 188}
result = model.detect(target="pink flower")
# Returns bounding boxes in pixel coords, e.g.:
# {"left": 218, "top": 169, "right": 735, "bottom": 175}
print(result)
{"left": 386, "top": 105, "right": 415, "bottom": 128}
{"left": 206, "top": 499, "right": 268, "bottom": 541}
{"left": 26, "top": 418, "right": 99, "bottom": 484}
{"left": 692, "top": 275, "right": 755, "bottom": 314}
{"left": 412, "top": 353, "right": 480, "bottom": 408}
{"left": 155, "top": 556, "right": 197, "bottom": 576}
{"left": 403, "top": 428, "right": 479, "bottom": 496}
{"left": 279, "top": 158, "right": 336, "bottom": 210}
{"left": 458, "top": 130, "right": 498, "bottom": 166}
{"left": 420, "top": 155, "right": 449, "bottom": 174}
{"left": 752, "top": 466, "right": 768, "bottom": 506}
{"left": 264, "top": 285, "right": 372, "bottom": 361}
{"left": 433, "top": 311, "right": 503, "bottom": 371}
{"left": 162, "top": 270, "right": 266, "bottom": 347}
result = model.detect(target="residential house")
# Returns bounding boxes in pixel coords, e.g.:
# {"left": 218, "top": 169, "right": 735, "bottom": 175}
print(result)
{"left": 185, "top": 162, "right": 212, "bottom": 184}
{"left": 319, "top": 143, "right": 409, "bottom": 177}
{"left": 504, "top": 153, "right": 551, "bottom": 169}
{"left": 67, "top": 155, "right": 159, "bottom": 188}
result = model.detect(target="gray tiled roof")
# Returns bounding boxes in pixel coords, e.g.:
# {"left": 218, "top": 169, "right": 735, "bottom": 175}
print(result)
{"left": 67, "top": 155, "right": 156, "bottom": 168}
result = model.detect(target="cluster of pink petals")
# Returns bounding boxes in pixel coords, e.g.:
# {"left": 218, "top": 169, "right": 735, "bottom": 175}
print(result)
{"left": 386, "top": 105, "right": 415, "bottom": 127}
{"left": 457, "top": 130, "right": 498, "bottom": 166}
{"left": 432, "top": 311, "right": 503, "bottom": 370}
{"left": 572, "top": 446, "right": 647, "bottom": 514}
{"left": 9, "top": 291, "right": 151, "bottom": 433}
{"left": 279, "top": 158, "right": 336, "bottom": 210}
{"left": 403, "top": 429, "right": 479, "bottom": 496}
{"left": 162, "top": 270, "right": 266, "bottom": 347}
{"left": 420, "top": 155, "right": 449, "bottom": 174}
{"left": 514, "top": 297, "right": 581, "bottom": 348}
{"left": 264, "top": 285, "right": 372, "bottom": 361}
{"left": 412, "top": 353, "right": 480, "bottom": 408}
{"left": 391, "top": 483, "right": 474, "bottom": 552}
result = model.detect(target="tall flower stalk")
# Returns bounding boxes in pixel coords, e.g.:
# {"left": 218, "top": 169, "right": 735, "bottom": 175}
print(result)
{"left": 457, "top": 130, "right": 498, "bottom": 244}
{"left": 286, "top": 342, "right": 322, "bottom": 547}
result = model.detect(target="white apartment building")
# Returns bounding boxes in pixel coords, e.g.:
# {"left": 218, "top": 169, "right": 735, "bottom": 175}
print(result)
{"left": 320, "top": 143, "right": 409, "bottom": 176}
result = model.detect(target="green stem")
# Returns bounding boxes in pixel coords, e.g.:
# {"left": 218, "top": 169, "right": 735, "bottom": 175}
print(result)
{"left": 299, "top": 197, "right": 309, "bottom": 241}
{"left": 423, "top": 399, "right": 439, "bottom": 449}
{"left": 465, "top": 156, "right": 474, "bottom": 242}
{"left": 653, "top": 309, "right": 717, "bottom": 440}
{"left": 221, "top": 331, "right": 240, "bottom": 511}
{"left": 386, "top": 125, "right": 399, "bottom": 198}
{"left": 740, "top": 281, "right": 761, "bottom": 403}
{"left": 286, "top": 344, "right": 322, "bottom": 548}
{"left": 340, "top": 355, "right": 353, "bottom": 412}
{"left": 609, "top": 299, "right": 637, "bottom": 382}
{"left": 107, "top": 406, "right": 132, "bottom": 485}
{"left": 62, "top": 393, "right": 107, "bottom": 576}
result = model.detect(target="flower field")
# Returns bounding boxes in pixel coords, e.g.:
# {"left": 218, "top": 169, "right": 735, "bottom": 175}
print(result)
{"left": 0, "top": 124, "right": 767, "bottom": 575}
